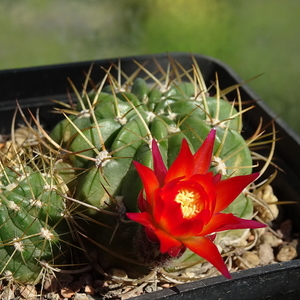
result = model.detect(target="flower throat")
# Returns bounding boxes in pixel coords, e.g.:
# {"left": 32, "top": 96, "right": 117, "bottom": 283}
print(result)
{"left": 175, "top": 189, "right": 201, "bottom": 219}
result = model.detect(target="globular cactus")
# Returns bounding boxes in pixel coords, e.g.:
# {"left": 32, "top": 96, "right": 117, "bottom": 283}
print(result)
{"left": 0, "top": 151, "right": 72, "bottom": 284}
{"left": 49, "top": 57, "right": 269, "bottom": 277}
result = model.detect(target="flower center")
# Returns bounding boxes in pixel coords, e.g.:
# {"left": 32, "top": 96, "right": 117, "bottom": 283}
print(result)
{"left": 175, "top": 189, "right": 200, "bottom": 219}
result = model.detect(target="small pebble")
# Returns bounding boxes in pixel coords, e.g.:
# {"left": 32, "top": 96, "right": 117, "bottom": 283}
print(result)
{"left": 235, "top": 251, "right": 260, "bottom": 269}
{"left": 255, "top": 185, "right": 279, "bottom": 222}
{"left": 84, "top": 285, "right": 95, "bottom": 295}
{"left": 276, "top": 245, "right": 297, "bottom": 262}
{"left": 258, "top": 243, "right": 274, "bottom": 265}
{"left": 60, "top": 288, "right": 75, "bottom": 299}
{"left": 73, "top": 293, "right": 90, "bottom": 300}
{"left": 278, "top": 220, "right": 293, "bottom": 241}
{"left": 43, "top": 292, "right": 60, "bottom": 300}
{"left": 260, "top": 232, "right": 282, "bottom": 247}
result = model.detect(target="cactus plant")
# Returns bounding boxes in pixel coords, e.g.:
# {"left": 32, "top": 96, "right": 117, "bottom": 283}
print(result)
{"left": 0, "top": 56, "right": 276, "bottom": 297}
{"left": 0, "top": 130, "right": 73, "bottom": 285}
{"left": 47, "top": 56, "right": 271, "bottom": 279}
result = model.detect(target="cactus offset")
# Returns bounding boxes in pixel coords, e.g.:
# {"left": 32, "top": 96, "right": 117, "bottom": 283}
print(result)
{"left": 0, "top": 129, "right": 73, "bottom": 285}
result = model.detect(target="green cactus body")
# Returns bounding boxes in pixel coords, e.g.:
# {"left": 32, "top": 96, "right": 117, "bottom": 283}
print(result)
{"left": 50, "top": 68, "right": 256, "bottom": 273}
{"left": 0, "top": 166, "right": 71, "bottom": 284}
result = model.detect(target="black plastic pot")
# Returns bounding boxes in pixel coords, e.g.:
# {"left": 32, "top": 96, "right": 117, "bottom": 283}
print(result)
{"left": 1, "top": 53, "right": 300, "bottom": 299}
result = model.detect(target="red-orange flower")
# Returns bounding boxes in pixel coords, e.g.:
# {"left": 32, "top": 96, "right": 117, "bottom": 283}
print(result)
{"left": 126, "top": 129, "right": 266, "bottom": 278}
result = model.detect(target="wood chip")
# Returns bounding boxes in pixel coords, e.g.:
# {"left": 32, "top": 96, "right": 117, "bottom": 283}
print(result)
{"left": 84, "top": 285, "right": 95, "bottom": 295}
{"left": 60, "top": 288, "right": 75, "bottom": 298}
{"left": 19, "top": 285, "right": 37, "bottom": 300}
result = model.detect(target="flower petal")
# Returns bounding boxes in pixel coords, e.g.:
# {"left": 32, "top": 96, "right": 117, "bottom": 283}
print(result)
{"left": 214, "top": 173, "right": 259, "bottom": 213}
{"left": 164, "top": 139, "right": 193, "bottom": 183}
{"left": 193, "top": 128, "right": 216, "bottom": 175}
{"left": 137, "top": 191, "right": 148, "bottom": 212}
{"left": 156, "top": 192, "right": 185, "bottom": 232}
{"left": 199, "top": 213, "right": 266, "bottom": 236}
{"left": 158, "top": 178, "right": 209, "bottom": 233}
{"left": 133, "top": 161, "right": 160, "bottom": 208}
{"left": 152, "top": 139, "right": 168, "bottom": 186}
{"left": 182, "top": 236, "right": 231, "bottom": 278}
{"left": 213, "top": 214, "right": 267, "bottom": 232}
{"left": 126, "top": 211, "right": 155, "bottom": 229}
{"left": 153, "top": 177, "right": 183, "bottom": 226}
{"left": 144, "top": 226, "right": 159, "bottom": 243}
{"left": 169, "top": 212, "right": 206, "bottom": 238}
{"left": 189, "top": 173, "right": 217, "bottom": 218}
{"left": 154, "top": 228, "right": 182, "bottom": 254}
{"left": 168, "top": 245, "right": 185, "bottom": 257}
{"left": 213, "top": 173, "right": 222, "bottom": 184}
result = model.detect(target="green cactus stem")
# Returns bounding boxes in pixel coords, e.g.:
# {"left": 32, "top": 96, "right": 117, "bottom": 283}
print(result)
{"left": 0, "top": 158, "right": 72, "bottom": 284}
{"left": 46, "top": 56, "right": 275, "bottom": 277}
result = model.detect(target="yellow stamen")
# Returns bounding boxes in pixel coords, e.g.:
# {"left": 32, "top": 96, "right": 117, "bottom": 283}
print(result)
{"left": 175, "top": 189, "right": 200, "bottom": 219}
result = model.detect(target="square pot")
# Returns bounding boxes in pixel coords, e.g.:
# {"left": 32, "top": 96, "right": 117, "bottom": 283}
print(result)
{"left": 1, "top": 53, "right": 300, "bottom": 299}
